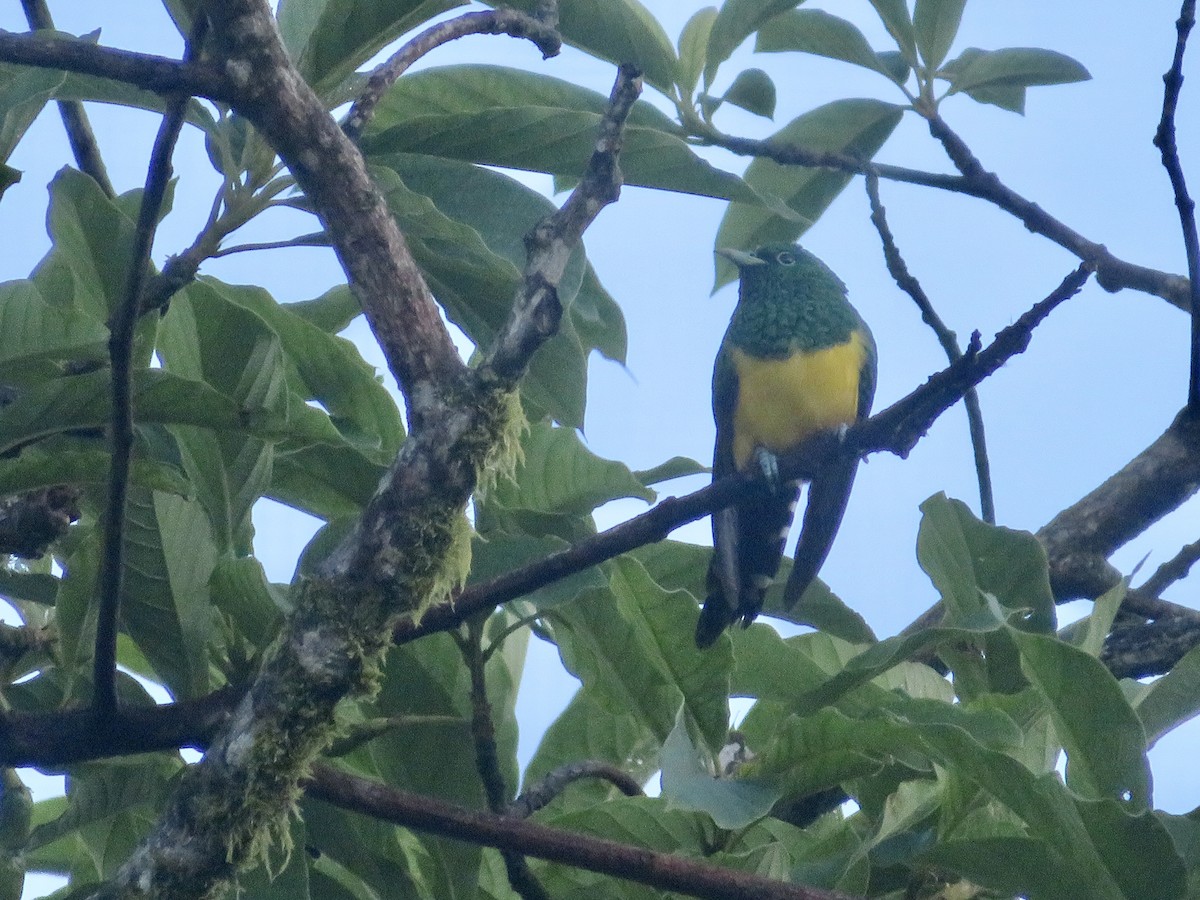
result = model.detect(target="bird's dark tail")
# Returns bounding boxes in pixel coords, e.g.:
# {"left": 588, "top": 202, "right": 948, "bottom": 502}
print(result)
{"left": 782, "top": 456, "right": 859, "bottom": 607}
{"left": 696, "top": 479, "right": 801, "bottom": 648}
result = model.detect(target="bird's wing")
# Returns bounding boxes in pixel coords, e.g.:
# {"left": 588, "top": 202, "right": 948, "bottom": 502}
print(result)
{"left": 697, "top": 345, "right": 742, "bottom": 647}
{"left": 782, "top": 326, "right": 877, "bottom": 607}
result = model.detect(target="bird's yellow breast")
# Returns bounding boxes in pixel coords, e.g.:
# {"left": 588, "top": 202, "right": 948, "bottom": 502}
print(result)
{"left": 730, "top": 331, "right": 868, "bottom": 471}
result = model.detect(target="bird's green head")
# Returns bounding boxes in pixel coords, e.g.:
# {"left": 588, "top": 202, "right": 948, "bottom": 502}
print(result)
{"left": 716, "top": 242, "right": 847, "bottom": 300}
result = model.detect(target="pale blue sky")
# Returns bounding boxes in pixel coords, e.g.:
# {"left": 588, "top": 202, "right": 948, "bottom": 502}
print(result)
{"left": 1, "top": 1, "right": 1197, "bottom": 894}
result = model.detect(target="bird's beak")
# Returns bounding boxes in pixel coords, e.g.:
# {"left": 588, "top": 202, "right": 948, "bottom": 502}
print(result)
{"left": 715, "top": 247, "right": 765, "bottom": 268}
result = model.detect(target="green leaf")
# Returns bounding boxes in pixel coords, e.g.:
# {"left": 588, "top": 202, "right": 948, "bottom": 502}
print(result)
{"left": 362, "top": 65, "right": 761, "bottom": 206}
{"left": 1076, "top": 800, "right": 1187, "bottom": 900}
{"left": 286, "top": 284, "right": 362, "bottom": 334}
{"left": 158, "top": 284, "right": 283, "bottom": 552}
{"left": 54, "top": 72, "right": 218, "bottom": 136}
{"left": 866, "top": 0, "right": 917, "bottom": 65}
{"left": 714, "top": 99, "right": 903, "bottom": 288}
{"left": 912, "top": 0, "right": 966, "bottom": 69}
{"left": 660, "top": 705, "right": 780, "bottom": 828}
{"left": 765, "top": 560, "right": 876, "bottom": 644}
{"left": 277, "top": 0, "right": 467, "bottom": 96}
{"left": 633, "top": 455, "right": 707, "bottom": 487}
{"left": 918, "top": 725, "right": 1126, "bottom": 900}
{"left": 919, "top": 837, "right": 1095, "bottom": 900}
{"left": 209, "top": 557, "right": 285, "bottom": 652}
{"left": 722, "top": 68, "right": 776, "bottom": 119}
{"left": 0, "top": 61, "right": 63, "bottom": 163}
{"left": 945, "top": 47, "right": 1091, "bottom": 98}
{"left": 489, "top": 421, "right": 654, "bottom": 518}
{"left": 194, "top": 278, "right": 404, "bottom": 460}
{"left": 554, "top": 557, "right": 730, "bottom": 758}
{"left": 478, "top": 0, "right": 678, "bottom": 95}
{"left": 916, "top": 493, "right": 1055, "bottom": 632}
{"left": 755, "top": 9, "right": 889, "bottom": 76}
{"left": 677, "top": 7, "right": 718, "bottom": 96}
{"left": 120, "top": 489, "right": 218, "bottom": 697}
{"left": 704, "top": 0, "right": 800, "bottom": 88}
{"left": 0, "top": 448, "right": 187, "bottom": 499}
{"left": 32, "top": 168, "right": 138, "bottom": 324}
{"left": 1135, "top": 641, "right": 1200, "bottom": 747}
{"left": 0, "top": 280, "right": 108, "bottom": 384}
{"left": 1013, "top": 631, "right": 1151, "bottom": 808}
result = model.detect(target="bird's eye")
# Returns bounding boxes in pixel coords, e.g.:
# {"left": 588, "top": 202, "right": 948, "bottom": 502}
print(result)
{"left": 776, "top": 251, "right": 796, "bottom": 265}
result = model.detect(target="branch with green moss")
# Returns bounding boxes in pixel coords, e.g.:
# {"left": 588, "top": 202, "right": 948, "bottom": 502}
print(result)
{"left": 103, "top": 2, "right": 640, "bottom": 894}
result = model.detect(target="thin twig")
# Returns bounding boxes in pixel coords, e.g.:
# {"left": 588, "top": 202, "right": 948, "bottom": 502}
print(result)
{"left": 508, "top": 761, "right": 644, "bottom": 818}
{"left": 865, "top": 171, "right": 995, "bottom": 522}
{"left": 308, "top": 764, "right": 857, "bottom": 900}
{"left": 92, "top": 22, "right": 205, "bottom": 712}
{"left": 1141, "top": 537, "right": 1200, "bottom": 597}
{"left": 456, "top": 626, "right": 549, "bottom": 900}
{"left": 342, "top": 9, "right": 561, "bottom": 142}
{"left": 703, "top": 125, "right": 1190, "bottom": 311}
{"left": 398, "top": 266, "right": 1091, "bottom": 644}
{"left": 1154, "top": 0, "right": 1200, "bottom": 410}
{"left": 19, "top": 0, "right": 115, "bottom": 197}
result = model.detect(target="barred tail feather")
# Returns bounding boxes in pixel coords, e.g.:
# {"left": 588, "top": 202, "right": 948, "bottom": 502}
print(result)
{"left": 697, "top": 480, "right": 801, "bottom": 647}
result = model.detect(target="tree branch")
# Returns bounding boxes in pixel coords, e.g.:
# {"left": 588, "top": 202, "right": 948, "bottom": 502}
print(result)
{"left": 703, "top": 124, "right": 1190, "bottom": 310}
{"left": 19, "top": 0, "right": 115, "bottom": 197}
{"left": 307, "top": 764, "right": 859, "bottom": 900}
{"left": 398, "top": 265, "right": 1092, "bottom": 643}
{"left": 1154, "top": 0, "right": 1200, "bottom": 409}
{"left": 0, "top": 29, "right": 232, "bottom": 101}
{"left": 107, "top": 11, "right": 638, "bottom": 894}
{"left": 865, "top": 171, "right": 995, "bottom": 523}
{"left": 341, "top": 8, "right": 561, "bottom": 142}
{"left": 93, "top": 23, "right": 201, "bottom": 712}
{"left": 508, "top": 761, "right": 644, "bottom": 818}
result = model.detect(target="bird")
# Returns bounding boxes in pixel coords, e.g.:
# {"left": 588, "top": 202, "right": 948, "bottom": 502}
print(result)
{"left": 694, "top": 242, "right": 877, "bottom": 649}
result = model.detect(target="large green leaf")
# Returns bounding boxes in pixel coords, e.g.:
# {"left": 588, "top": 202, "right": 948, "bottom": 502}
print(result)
{"left": 0, "top": 61, "right": 63, "bottom": 163}
{"left": 704, "top": 0, "right": 801, "bottom": 88}
{"left": 380, "top": 152, "right": 626, "bottom": 364}
{"left": 119, "top": 488, "right": 218, "bottom": 698}
{"left": 756, "top": 9, "right": 890, "bottom": 76}
{"left": 916, "top": 493, "right": 1055, "bottom": 632}
{"left": 554, "top": 557, "right": 730, "bottom": 758}
{"left": 277, "top": 0, "right": 466, "bottom": 97}
{"left": 0, "top": 280, "right": 108, "bottom": 384}
{"left": 912, "top": 0, "right": 966, "bottom": 69}
{"left": 487, "top": 421, "right": 653, "bottom": 518}
{"left": 945, "top": 47, "right": 1091, "bottom": 96}
{"left": 54, "top": 72, "right": 218, "bottom": 136}
{"left": 713, "top": 99, "right": 903, "bottom": 288}
{"left": 866, "top": 0, "right": 917, "bottom": 64}
{"left": 1134, "top": 640, "right": 1200, "bottom": 747}
{"left": 659, "top": 706, "right": 780, "bottom": 829}
{"left": 31, "top": 168, "right": 138, "bottom": 324}
{"left": 478, "top": 0, "right": 678, "bottom": 94}
{"left": 677, "top": 7, "right": 718, "bottom": 96}
{"left": 362, "top": 65, "right": 761, "bottom": 205}
{"left": 196, "top": 278, "right": 404, "bottom": 460}
{"left": 158, "top": 284, "right": 283, "bottom": 553}
{"left": 1013, "top": 631, "right": 1151, "bottom": 809}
